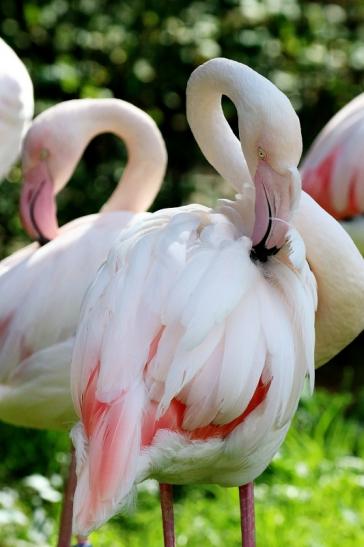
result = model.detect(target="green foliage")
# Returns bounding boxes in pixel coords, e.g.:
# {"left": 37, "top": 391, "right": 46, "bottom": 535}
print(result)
{"left": 1, "top": 389, "right": 363, "bottom": 546}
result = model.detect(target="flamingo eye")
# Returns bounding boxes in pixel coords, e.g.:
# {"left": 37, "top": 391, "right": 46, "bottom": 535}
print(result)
{"left": 258, "top": 146, "right": 266, "bottom": 160}
{"left": 39, "top": 148, "right": 49, "bottom": 160}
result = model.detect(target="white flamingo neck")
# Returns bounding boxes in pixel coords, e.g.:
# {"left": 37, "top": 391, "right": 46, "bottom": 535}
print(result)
{"left": 186, "top": 59, "right": 252, "bottom": 195}
{"left": 33, "top": 98, "right": 167, "bottom": 214}
{"left": 71, "top": 99, "right": 167, "bottom": 213}
{"left": 186, "top": 58, "right": 301, "bottom": 192}
{"left": 186, "top": 58, "right": 302, "bottom": 250}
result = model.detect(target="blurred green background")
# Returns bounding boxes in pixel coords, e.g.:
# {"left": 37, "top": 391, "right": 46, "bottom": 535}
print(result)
{"left": 0, "top": 0, "right": 363, "bottom": 545}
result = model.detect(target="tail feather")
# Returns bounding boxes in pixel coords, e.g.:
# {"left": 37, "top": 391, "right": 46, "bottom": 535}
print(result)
{"left": 73, "top": 377, "right": 145, "bottom": 535}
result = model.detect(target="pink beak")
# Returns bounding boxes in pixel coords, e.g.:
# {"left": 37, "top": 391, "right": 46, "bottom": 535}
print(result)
{"left": 20, "top": 162, "right": 59, "bottom": 243}
{"left": 252, "top": 161, "right": 300, "bottom": 252}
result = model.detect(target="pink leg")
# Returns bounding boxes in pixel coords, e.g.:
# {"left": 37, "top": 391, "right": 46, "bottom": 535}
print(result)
{"left": 239, "top": 482, "right": 256, "bottom": 547}
{"left": 57, "top": 446, "right": 77, "bottom": 547}
{"left": 159, "top": 483, "right": 175, "bottom": 547}
{"left": 57, "top": 446, "right": 92, "bottom": 547}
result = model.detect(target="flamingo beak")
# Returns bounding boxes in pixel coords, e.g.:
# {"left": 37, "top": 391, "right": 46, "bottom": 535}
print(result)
{"left": 20, "top": 162, "right": 59, "bottom": 244}
{"left": 252, "top": 162, "right": 300, "bottom": 251}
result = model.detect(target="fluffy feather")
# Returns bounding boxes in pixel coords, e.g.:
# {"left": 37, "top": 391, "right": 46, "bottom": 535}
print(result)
{"left": 71, "top": 203, "right": 317, "bottom": 535}
{"left": 70, "top": 59, "right": 364, "bottom": 537}
{"left": 0, "top": 212, "right": 137, "bottom": 430}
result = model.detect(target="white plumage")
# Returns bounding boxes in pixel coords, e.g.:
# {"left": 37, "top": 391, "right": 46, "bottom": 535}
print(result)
{"left": 0, "top": 213, "right": 133, "bottom": 429}
{"left": 0, "top": 99, "right": 166, "bottom": 431}
{"left": 71, "top": 59, "right": 364, "bottom": 537}
{"left": 70, "top": 59, "right": 318, "bottom": 535}
{"left": 71, "top": 202, "right": 316, "bottom": 533}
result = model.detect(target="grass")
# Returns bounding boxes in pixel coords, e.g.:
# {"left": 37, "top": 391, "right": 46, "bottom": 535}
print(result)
{"left": 0, "top": 388, "right": 363, "bottom": 546}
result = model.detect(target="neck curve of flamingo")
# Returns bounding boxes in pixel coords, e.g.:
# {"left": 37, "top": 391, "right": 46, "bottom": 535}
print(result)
{"left": 20, "top": 98, "right": 167, "bottom": 242}
{"left": 186, "top": 58, "right": 302, "bottom": 253}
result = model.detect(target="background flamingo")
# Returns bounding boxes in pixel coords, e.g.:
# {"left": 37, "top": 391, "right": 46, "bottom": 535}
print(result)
{"left": 70, "top": 58, "right": 364, "bottom": 546}
{"left": 301, "top": 93, "right": 364, "bottom": 254}
{"left": 0, "top": 37, "right": 33, "bottom": 180}
{"left": 0, "top": 98, "right": 166, "bottom": 546}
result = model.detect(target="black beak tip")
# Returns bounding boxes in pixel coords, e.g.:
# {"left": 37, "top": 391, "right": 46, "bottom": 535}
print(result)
{"left": 37, "top": 235, "right": 51, "bottom": 246}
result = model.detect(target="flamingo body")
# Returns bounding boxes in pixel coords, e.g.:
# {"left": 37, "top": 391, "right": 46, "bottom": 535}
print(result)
{"left": 293, "top": 192, "right": 364, "bottom": 366}
{"left": 0, "top": 38, "right": 33, "bottom": 179}
{"left": 0, "top": 99, "right": 166, "bottom": 431}
{"left": 71, "top": 59, "right": 364, "bottom": 537}
{"left": 70, "top": 59, "right": 319, "bottom": 535}
{"left": 301, "top": 93, "right": 364, "bottom": 252}
{"left": 71, "top": 201, "right": 316, "bottom": 534}
{"left": 0, "top": 212, "right": 134, "bottom": 429}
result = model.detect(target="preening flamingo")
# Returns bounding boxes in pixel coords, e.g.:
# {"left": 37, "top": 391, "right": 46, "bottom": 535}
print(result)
{"left": 70, "top": 59, "right": 364, "bottom": 545}
{"left": 0, "top": 99, "right": 166, "bottom": 545}
{"left": 0, "top": 37, "right": 34, "bottom": 180}
{"left": 0, "top": 98, "right": 166, "bottom": 428}
{"left": 301, "top": 93, "right": 364, "bottom": 254}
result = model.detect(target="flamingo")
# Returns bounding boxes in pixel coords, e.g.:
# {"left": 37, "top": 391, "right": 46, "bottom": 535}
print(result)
{"left": 0, "top": 98, "right": 166, "bottom": 546}
{"left": 0, "top": 37, "right": 34, "bottom": 180}
{"left": 70, "top": 59, "right": 364, "bottom": 545}
{"left": 301, "top": 93, "right": 364, "bottom": 254}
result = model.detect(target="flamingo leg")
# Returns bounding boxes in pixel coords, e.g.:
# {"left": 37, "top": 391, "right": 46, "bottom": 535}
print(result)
{"left": 159, "top": 483, "right": 175, "bottom": 547}
{"left": 239, "top": 482, "right": 256, "bottom": 547}
{"left": 57, "top": 445, "right": 77, "bottom": 547}
{"left": 56, "top": 445, "right": 92, "bottom": 547}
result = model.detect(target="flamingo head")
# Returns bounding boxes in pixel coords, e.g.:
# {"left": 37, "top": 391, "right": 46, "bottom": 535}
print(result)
{"left": 20, "top": 101, "right": 85, "bottom": 243}
{"left": 186, "top": 58, "right": 303, "bottom": 260}
{"left": 249, "top": 141, "right": 302, "bottom": 260}
{"left": 235, "top": 66, "right": 303, "bottom": 257}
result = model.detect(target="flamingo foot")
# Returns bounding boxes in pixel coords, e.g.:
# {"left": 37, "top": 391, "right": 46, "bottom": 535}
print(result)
{"left": 159, "top": 483, "right": 175, "bottom": 547}
{"left": 239, "top": 482, "right": 256, "bottom": 547}
{"left": 57, "top": 446, "right": 77, "bottom": 547}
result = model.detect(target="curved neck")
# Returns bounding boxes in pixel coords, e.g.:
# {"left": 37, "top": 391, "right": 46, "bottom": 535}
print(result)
{"left": 186, "top": 59, "right": 302, "bottom": 251}
{"left": 186, "top": 63, "right": 252, "bottom": 196}
{"left": 67, "top": 99, "right": 167, "bottom": 213}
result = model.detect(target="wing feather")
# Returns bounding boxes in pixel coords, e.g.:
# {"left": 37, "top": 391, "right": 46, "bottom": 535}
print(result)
{"left": 181, "top": 338, "right": 224, "bottom": 429}
{"left": 180, "top": 237, "right": 256, "bottom": 349}
{"left": 213, "top": 294, "right": 264, "bottom": 425}
{"left": 158, "top": 323, "right": 225, "bottom": 418}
